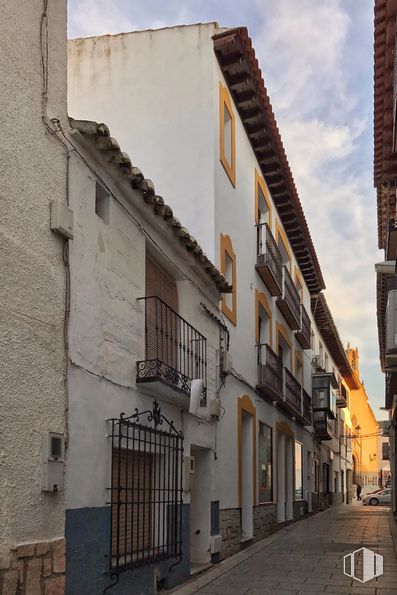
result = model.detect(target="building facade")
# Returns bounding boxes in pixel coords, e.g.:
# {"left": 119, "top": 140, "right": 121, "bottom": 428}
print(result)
{"left": 0, "top": 1, "right": 68, "bottom": 592}
{"left": 68, "top": 21, "right": 364, "bottom": 572}
{"left": 374, "top": 0, "right": 397, "bottom": 517}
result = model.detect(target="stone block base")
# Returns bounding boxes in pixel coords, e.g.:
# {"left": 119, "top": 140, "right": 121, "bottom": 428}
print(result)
{"left": 0, "top": 538, "right": 65, "bottom": 595}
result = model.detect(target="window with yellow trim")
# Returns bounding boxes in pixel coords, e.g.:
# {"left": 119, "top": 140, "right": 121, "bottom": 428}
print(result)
{"left": 277, "top": 234, "right": 291, "bottom": 270}
{"left": 219, "top": 83, "right": 236, "bottom": 186}
{"left": 277, "top": 326, "right": 291, "bottom": 370}
{"left": 220, "top": 234, "right": 237, "bottom": 325}
{"left": 295, "top": 351, "right": 303, "bottom": 386}
{"left": 258, "top": 303, "right": 271, "bottom": 347}
{"left": 294, "top": 269, "right": 303, "bottom": 303}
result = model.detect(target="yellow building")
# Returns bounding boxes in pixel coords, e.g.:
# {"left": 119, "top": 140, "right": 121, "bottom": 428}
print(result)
{"left": 346, "top": 346, "right": 380, "bottom": 491}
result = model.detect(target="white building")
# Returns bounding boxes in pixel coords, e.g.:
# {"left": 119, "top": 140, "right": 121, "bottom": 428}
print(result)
{"left": 68, "top": 23, "right": 359, "bottom": 568}
{"left": 0, "top": 0, "right": 68, "bottom": 591}
{"left": 64, "top": 118, "right": 229, "bottom": 593}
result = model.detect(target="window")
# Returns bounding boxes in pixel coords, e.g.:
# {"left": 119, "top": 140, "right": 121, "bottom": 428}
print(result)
{"left": 310, "top": 330, "right": 315, "bottom": 351}
{"left": 277, "top": 323, "right": 292, "bottom": 369}
{"left": 255, "top": 290, "right": 272, "bottom": 348}
{"left": 319, "top": 342, "right": 324, "bottom": 366}
{"left": 295, "top": 351, "right": 303, "bottom": 385}
{"left": 220, "top": 234, "right": 237, "bottom": 325}
{"left": 95, "top": 181, "right": 110, "bottom": 223}
{"left": 276, "top": 223, "right": 292, "bottom": 272}
{"left": 295, "top": 442, "right": 303, "bottom": 500}
{"left": 324, "top": 353, "right": 329, "bottom": 372}
{"left": 255, "top": 171, "right": 272, "bottom": 253}
{"left": 294, "top": 268, "right": 303, "bottom": 303}
{"left": 219, "top": 83, "right": 236, "bottom": 186}
{"left": 258, "top": 423, "right": 273, "bottom": 503}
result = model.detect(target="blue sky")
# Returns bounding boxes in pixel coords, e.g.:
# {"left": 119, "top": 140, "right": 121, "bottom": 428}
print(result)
{"left": 68, "top": 0, "right": 386, "bottom": 418}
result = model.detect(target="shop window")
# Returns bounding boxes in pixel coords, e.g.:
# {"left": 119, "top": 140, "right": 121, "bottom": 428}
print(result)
{"left": 258, "top": 423, "right": 273, "bottom": 503}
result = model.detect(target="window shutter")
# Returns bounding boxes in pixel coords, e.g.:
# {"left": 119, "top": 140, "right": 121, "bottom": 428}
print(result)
{"left": 146, "top": 254, "right": 178, "bottom": 311}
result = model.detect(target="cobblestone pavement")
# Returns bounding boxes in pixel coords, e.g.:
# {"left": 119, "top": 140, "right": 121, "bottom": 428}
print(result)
{"left": 171, "top": 505, "right": 397, "bottom": 595}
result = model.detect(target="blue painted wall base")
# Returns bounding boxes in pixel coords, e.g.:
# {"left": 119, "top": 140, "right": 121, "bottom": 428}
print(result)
{"left": 66, "top": 505, "right": 190, "bottom": 595}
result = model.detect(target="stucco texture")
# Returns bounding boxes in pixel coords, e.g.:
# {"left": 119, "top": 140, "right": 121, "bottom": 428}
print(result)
{"left": 0, "top": 0, "right": 68, "bottom": 554}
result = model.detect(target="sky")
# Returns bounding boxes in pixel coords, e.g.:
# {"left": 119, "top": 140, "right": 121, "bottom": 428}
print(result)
{"left": 68, "top": 0, "right": 386, "bottom": 419}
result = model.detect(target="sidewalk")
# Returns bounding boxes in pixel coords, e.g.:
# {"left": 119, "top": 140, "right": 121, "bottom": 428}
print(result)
{"left": 169, "top": 505, "right": 397, "bottom": 595}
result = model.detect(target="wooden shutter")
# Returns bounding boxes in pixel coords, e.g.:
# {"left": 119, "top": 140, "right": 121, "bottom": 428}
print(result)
{"left": 146, "top": 254, "right": 178, "bottom": 311}
{"left": 112, "top": 449, "right": 152, "bottom": 563}
{"left": 145, "top": 255, "right": 179, "bottom": 369}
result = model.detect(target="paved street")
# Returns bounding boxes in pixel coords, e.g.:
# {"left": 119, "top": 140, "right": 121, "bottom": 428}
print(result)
{"left": 171, "top": 506, "right": 397, "bottom": 595}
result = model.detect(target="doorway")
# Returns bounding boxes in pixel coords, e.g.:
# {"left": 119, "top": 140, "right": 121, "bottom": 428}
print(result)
{"left": 276, "top": 422, "right": 294, "bottom": 523}
{"left": 189, "top": 447, "right": 211, "bottom": 574}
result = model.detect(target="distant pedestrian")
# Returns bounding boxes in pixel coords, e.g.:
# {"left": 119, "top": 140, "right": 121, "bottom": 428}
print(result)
{"left": 356, "top": 483, "right": 362, "bottom": 501}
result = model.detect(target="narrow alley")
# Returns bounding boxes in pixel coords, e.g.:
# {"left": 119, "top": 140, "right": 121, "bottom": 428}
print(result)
{"left": 172, "top": 506, "right": 397, "bottom": 595}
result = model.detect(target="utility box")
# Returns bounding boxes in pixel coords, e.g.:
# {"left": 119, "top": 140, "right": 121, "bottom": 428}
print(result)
{"left": 50, "top": 199, "right": 74, "bottom": 240}
{"left": 219, "top": 350, "right": 233, "bottom": 375}
{"left": 209, "top": 397, "right": 221, "bottom": 419}
{"left": 182, "top": 456, "right": 195, "bottom": 492}
{"left": 210, "top": 534, "right": 222, "bottom": 554}
{"left": 41, "top": 432, "right": 65, "bottom": 492}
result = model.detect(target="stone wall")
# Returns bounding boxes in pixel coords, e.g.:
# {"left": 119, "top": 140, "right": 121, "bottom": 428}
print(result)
{"left": 253, "top": 504, "right": 277, "bottom": 542}
{"left": 0, "top": 539, "right": 65, "bottom": 595}
{"left": 220, "top": 509, "right": 241, "bottom": 559}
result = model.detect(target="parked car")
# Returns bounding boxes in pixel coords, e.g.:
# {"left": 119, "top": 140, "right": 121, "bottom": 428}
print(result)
{"left": 362, "top": 489, "right": 391, "bottom": 506}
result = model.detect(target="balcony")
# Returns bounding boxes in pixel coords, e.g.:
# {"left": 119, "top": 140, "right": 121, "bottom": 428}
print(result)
{"left": 302, "top": 388, "right": 312, "bottom": 426}
{"left": 295, "top": 304, "right": 311, "bottom": 349}
{"left": 284, "top": 367, "right": 302, "bottom": 417}
{"left": 277, "top": 266, "right": 301, "bottom": 330}
{"left": 256, "top": 343, "right": 283, "bottom": 402}
{"left": 336, "top": 383, "right": 348, "bottom": 408}
{"left": 255, "top": 223, "right": 282, "bottom": 296}
{"left": 136, "top": 296, "right": 207, "bottom": 407}
{"left": 313, "top": 410, "right": 334, "bottom": 441}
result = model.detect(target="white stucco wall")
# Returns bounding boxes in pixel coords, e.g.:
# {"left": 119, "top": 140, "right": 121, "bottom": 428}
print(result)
{"left": 66, "top": 140, "right": 221, "bottom": 510}
{"left": 68, "top": 23, "right": 217, "bottom": 260}
{"left": 0, "top": 0, "right": 68, "bottom": 554}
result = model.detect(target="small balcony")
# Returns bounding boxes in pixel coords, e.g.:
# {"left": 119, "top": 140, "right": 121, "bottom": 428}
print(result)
{"left": 277, "top": 266, "right": 301, "bottom": 330}
{"left": 136, "top": 296, "right": 207, "bottom": 407}
{"left": 302, "top": 388, "right": 312, "bottom": 426}
{"left": 256, "top": 343, "right": 283, "bottom": 402}
{"left": 283, "top": 367, "right": 302, "bottom": 417}
{"left": 313, "top": 410, "right": 334, "bottom": 441}
{"left": 255, "top": 223, "right": 282, "bottom": 296}
{"left": 336, "top": 383, "right": 348, "bottom": 408}
{"left": 295, "top": 304, "right": 311, "bottom": 349}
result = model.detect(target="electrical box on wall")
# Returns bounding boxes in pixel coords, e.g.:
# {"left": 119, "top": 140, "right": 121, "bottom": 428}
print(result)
{"left": 182, "top": 456, "right": 195, "bottom": 492}
{"left": 210, "top": 534, "right": 222, "bottom": 554}
{"left": 50, "top": 199, "right": 74, "bottom": 240}
{"left": 219, "top": 350, "right": 233, "bottom": 375}
{"left": 209, "top": 397, "right": 221, "bottom": 419}
{"left": 41, "top": 432, "right": 65, "bottom": 492}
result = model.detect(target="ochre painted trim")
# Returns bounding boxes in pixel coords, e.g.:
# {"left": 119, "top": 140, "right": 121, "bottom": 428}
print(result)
{"left": 255, "top": 289, "right": 273, "bottom": 348}
{"left": 275, "top": 220, "right": 292, "bottom": 274}
{"left": 237, "top": 395, "right": 257, "bottom": 508}
{"left": 294, "top": 266, "right": 304, "bottom": 303}
{"left": 276, "top": 321, "right": 293, "bottom": 369}
{"left": 220, "top": 233, "right": 237, "bottom": 326}
{"left": 295, "top": 349, "right": 304, "bottom": 385}
{"left": 255, "top": 169, "right": 272, "bottom": 229}
{"left": 219, "top": 82, "right": 236, "bottom": 187}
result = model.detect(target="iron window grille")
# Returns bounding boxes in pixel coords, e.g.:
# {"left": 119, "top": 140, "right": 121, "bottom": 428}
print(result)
{"left": 137, "top": 296, "right": 207, "bottom": 401}
{"left": 107, "top": 401, "right": 184, "bottom": 583}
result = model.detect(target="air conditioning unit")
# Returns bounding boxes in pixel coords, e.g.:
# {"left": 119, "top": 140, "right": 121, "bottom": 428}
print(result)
{"left": 219, "top": 350, "right": 233, "bottom": 375}
{"left": 210, "top": 534, "right": 222, "bottom": 554}
{"left": 386, "top": 290, "right": 397, "bottom": 369}
{"left": 312, "top": 355, "right": 324, "bottom": 372}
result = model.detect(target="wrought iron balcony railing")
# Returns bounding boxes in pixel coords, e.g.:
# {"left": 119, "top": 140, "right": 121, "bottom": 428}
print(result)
{"left": 255, "top": 223, "right": 283, "bottom": 296}
{"left": 313, "top": 410, "right": 334, "bottom": 441}
{"left": 277, "top": 266, "right": 301, "bottom": 330}
{"left": 295, "top": 303, "right": 311, "bottom": 349}
{"left": 136, "top": 296, "right": 207, "bottom": 399}
{"left": 284, "top": 367, "right": 301, "bottom": 416}
{"left": 256, "top": 343, "right": 283, "bottom": 401}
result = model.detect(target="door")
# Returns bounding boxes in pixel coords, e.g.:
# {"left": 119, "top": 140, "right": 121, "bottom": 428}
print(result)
{"left": 277, "top": 432, "right": 286, "bottom": 523}
{"left": 241, "top": 411, "right": 254, "bottom": 539}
